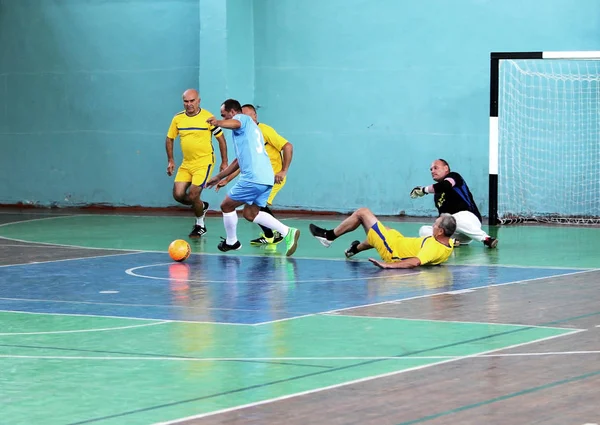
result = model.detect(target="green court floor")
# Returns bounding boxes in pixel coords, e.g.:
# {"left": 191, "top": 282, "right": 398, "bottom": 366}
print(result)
{"left": 0, "top": 311, "right": 576, "bottom": 425}
{"left": 1, "top": 214, "right": 600, "bottom": 268}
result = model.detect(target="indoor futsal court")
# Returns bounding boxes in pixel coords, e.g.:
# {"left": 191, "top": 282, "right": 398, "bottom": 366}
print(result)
{"left": 1, "top": 209, "right": 599, "bottom": 425}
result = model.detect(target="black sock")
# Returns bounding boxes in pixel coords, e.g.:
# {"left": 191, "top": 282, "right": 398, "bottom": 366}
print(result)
{"left": 259, "top": 225, "right": 274, "bottom": 238}
{"left": 258, "top": 206, "right": 275, "bottom": 237}
{"left": 325, "top": 229, "right": 337, "bottom": 241}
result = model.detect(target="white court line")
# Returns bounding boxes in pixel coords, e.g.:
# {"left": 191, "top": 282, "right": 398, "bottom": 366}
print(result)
{"left": 0, "top": 234, "right": 141, "bottom": 253}
{"left": 0, "top": 243, "right": 87, "bottom": 249}
{"left": 323, "top": 268, "right": 599, "bottom": 316}
{"left": 0, "top": 355, "right": 456, "bottom": 361}
{"left": 0, "top": 320, "right": 168, "bottom": 336}
{"left": 6, "top": 209, "right": 600, "bottom": 232}
{"left": 1, "top": 213, "right": 598, "bottom": 268}
{"left": 251, "top": 268, "right": 599, "bottom": 326}
{"left": 126, "top": 263, "right": 420, "bottom": 284}
{"left": 0, "top": 297, "right": 295, "bottom": 313}
{"left": 0, "top": 309, "right": 248, "bottom": 326}
{"left": 1, "top": 233, "right": 364, "bottom": 263}
{"left": 1, "top": 231, "right": 591, "bottom": 269}
{"left": 322, "top": 313, "right": 586, "bottom": 331}
{"left": 3, "top": 349, "right": 600, "bottom": 362}
{"left": 0, "top": 215, "right": 74, "bottom": 228}
{"left": 154, "top": 330, "right": 582, "bottom": 424}
{"left": 0, "top": 250, "right": 142, "bottom": 268}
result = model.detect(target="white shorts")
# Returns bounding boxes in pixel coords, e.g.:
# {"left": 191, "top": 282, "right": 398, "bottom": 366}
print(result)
{"left": 419, "top": 211, "right": 489, "bottom": 243}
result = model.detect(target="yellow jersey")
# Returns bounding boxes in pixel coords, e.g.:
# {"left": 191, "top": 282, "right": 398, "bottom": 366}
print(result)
{"left": 395, "top": 236, "right": 454, "bottom": 266}
{"left": 367, "top": 222, "right": 454, "bottom": 265}
{"left": 167, "top": 109, "right": 223, "bottom": 164}
{"left": 258, "top": 122, "right": 289, "bottom": 174}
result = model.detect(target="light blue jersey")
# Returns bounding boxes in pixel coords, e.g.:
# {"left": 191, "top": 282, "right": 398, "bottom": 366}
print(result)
{"left": 231, "top": 114, "right": 274, "bottom": 186}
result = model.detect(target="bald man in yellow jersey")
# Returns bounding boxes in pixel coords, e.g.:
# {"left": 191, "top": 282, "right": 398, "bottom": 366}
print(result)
{"left": 166, "top": 89, "right": 228, "bottom": 238}
{"left": 216, "top": 104, "right": 293, "bottom": 246}
{"left": 310, "top": 209, "right": 456, "bottom": 269}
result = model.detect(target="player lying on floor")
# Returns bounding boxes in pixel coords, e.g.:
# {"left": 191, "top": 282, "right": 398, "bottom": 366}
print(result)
{"left": 309, "top": 208, "right": 456, "bottom": 269}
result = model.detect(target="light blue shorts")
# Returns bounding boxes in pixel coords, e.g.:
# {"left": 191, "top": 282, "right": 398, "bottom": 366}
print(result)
{"left": 228, "top": 180, "right": 273, "bottom": 207}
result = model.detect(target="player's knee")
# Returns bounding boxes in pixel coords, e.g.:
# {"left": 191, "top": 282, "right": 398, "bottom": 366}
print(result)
{"left": 172, "top": 189, "right": 185, "bottom": 202}
{"left": 188, "top": 185, "right": 201, "bottom": 200}
{"left": 242, "top": 205, "right": 259, "bottom": 222}
{"left": 355, "top": 207, "right": 372, "bottom": 217}
{"left": 220, "top": 199, "right": 235, "bottom": 214}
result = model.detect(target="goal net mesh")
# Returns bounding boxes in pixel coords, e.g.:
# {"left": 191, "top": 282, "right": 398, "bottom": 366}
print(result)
{"left": 498, "top": 59, "right": 600, "bottom": 224}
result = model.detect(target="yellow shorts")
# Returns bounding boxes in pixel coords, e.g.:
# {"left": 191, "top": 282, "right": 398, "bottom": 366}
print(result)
{"left": 267, "top": 177, "right": 286, "bottom": 205}
{"left": 366, "top": 221, "right": 404, "bottom": 263}
{"left": 175, "top": 162, "right": 214, "bottom": 187}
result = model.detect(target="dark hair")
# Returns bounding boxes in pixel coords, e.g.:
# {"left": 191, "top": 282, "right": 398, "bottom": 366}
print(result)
{"left": 437, "top": 158, "right": 450, "bottom": 171}
{"left": 241, "top": 104, "right": 256, "bottom": 112}
{"left": 222, "top": 99, "right": 242, "bottom": 113}
{"left": 439, "top": 213, "right": 457, "bottom": 237}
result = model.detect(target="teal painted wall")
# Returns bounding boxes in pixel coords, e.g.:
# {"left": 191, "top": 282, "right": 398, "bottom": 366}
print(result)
{"left": 0, "top": 0, "right": 200, "bottom": 207}
{"left": 252, "top": 0, "right": 600, "bottom": 215}
{"left": 1, "top": 0, "right": 600, "bottom": 215}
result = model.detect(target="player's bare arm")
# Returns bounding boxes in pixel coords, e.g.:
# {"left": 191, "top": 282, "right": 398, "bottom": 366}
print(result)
{"left": 275, "top": 142, "right": 293, "bottom": 184}
{"left": 215, "top": 133, "right": 229, "bottom": 172}
{"left": 206, "top": 159, "right": 240, "bottom": 189}
{"left": 215, "top": 169, "right": 241, "bottom": 192}
{"left": 165, "top": 137, "right": 175, "bottom": 176}
{"left": 207, "top": 116, "right": 241, "bottom": 130}
{"left": 368, "top": 257, "right": 421, "bottom": 269}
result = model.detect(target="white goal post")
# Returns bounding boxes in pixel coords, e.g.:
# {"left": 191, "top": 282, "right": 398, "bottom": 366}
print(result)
{"left": 489, "top": 51, "right": 600, "bottom": 225}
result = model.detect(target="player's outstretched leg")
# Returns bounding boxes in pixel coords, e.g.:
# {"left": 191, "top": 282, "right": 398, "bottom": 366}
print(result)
{"left": 218, "top": 199, "right": 242, "bottom": 252}
{"left": 250, "top": 206, "right": 283, "bottom": 245}
{"left": 189, "top": 201, "right": 209, "bottom": 238}
{"left": 309, "top": 223, "right": 335, "bottom": 247}
{"left": 344, "top": 239, "right": 373, "bottom": 258}
{"left": 249, "top": 206, "right": 300, "bottom": 257}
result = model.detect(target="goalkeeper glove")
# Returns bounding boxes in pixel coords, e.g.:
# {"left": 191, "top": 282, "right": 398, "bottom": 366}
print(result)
{"left": 410, "top": 186, "right": 426, "bottom": 198}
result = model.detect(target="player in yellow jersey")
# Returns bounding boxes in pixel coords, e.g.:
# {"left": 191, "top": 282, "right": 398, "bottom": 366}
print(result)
{"left": 309, "top": 209, "right": 456, "bottom": 269}
{"left": 166, "top": 89, "right": 228, "bottom": 238}
{"left": 215, "top": 104, "right": 294, "bottom": 246}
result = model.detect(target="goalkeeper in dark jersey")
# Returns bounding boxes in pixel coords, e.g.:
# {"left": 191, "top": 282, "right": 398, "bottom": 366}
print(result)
{"left": 410, "top": 159, "right": 498, "bottom": 248}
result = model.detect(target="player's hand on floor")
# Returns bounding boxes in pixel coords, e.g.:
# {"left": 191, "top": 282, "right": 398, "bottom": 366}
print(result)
{"left": 410, "top": 186, "right": 426, "bottom": 198}
{"left": 368, "top": 258, "right": 388, "bottom": 269}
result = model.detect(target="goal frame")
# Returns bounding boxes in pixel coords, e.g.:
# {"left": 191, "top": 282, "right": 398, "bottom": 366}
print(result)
{"left": 488, "top": 50, "right": 600, "bottom": 225}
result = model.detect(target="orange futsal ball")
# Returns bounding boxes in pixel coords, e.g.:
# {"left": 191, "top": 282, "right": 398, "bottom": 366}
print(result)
{"left": 168, "top": 239, "right": 191, "bottom": 262}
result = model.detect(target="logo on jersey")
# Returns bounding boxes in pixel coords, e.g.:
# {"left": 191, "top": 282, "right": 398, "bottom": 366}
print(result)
{"left": 437, "top": 193, "right": 446, "bottom": 208}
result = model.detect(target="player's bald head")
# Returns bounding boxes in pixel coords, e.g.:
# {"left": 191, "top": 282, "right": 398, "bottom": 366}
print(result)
{"left": 182, "top": 89, "right": 200, "bottom": 115}
{"left": 182, "top": 89, "right": 199, "bottom": 100}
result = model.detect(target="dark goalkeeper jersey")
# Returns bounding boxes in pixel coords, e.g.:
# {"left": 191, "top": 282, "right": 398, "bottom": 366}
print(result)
{"left": 433, "top": 172, "right": 482, "bottom": 222}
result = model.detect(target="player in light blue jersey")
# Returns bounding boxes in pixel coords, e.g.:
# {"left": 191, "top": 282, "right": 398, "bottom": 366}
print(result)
{"left": 206, "top": 99, "right": 300, "bottom": 256}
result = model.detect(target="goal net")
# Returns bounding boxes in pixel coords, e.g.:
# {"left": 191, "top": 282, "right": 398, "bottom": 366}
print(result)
{"left": 497, "top": 57, "right": 600, "bottom": 224}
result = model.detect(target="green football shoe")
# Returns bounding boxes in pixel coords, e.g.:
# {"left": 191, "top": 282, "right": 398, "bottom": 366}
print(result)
{"left": 284, "top": 227, "right": 300, "bottom": 256}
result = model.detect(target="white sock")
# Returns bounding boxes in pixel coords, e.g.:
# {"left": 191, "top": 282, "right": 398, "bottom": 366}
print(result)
{"left": 253, "top": 211, "right": 289, "bottom": 236}
{"left": 223, "top": 211, "right": 238, "bottom": 245}
{"left": 196, "top": 202, "right": 208, "bottom": 226}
